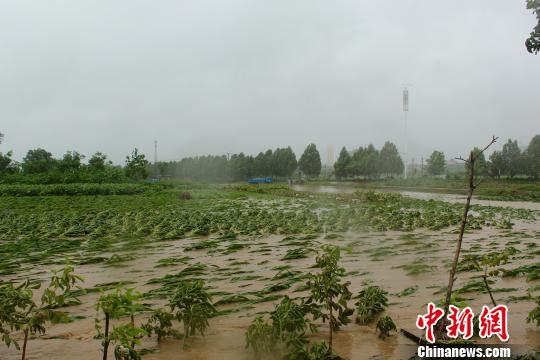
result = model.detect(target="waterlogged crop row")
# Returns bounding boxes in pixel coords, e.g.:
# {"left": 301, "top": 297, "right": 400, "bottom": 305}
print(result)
{"left": 0, "top": 188, "right": 535, "bottom": 275}
{"left": 0, "top": 183, "right": 171, "bottom": 196}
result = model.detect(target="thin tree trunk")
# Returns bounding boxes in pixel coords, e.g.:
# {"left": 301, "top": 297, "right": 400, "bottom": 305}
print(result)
{"left": 437, "top": 137, "right": 497, "bottom": 337}
{"left": 439, "top": 152, "right": 475, "bottom": 333}
{"left": 130, "top": 314, "right": 136, "bottom": 349}
{"left": 103, "top": 313, "right": 110, "bottom": 360}
{"left": 21, "top": 329, "right": 29, "bottom": 360}
{"left": 483, "top": 275, "right": 497, "bottom": 307}
{"left": 328, "top": 297, "right": 333, "bottom": 353}
{"left": 182, "top": 321, "right": 190, "bottom": 349}
{"left": 279, "top": 322, "right": 284, "bottom": 359}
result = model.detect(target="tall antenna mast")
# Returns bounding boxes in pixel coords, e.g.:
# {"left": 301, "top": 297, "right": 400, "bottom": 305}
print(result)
{"left": 403, "top": 84, "right": 410, "bottom": 178}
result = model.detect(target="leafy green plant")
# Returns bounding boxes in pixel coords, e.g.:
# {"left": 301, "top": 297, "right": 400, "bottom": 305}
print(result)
{"left": 355, "top": 285, "right": 388, "bottom": 325}
{"left": 527, "top": 297, "right": 540, "bottom": 326}
{"left": 120, "top": 289, "right": 145, "bottom": 348}
{"left": 306, "top": 245, "right": 353, "bottom": 354}
{"left": 460, "top": 248, "right": 516, "bottom": 306}
{"left": 397, "top": 285, "right": 418, "bottom": 297}
{"left": 142, "top": 309, "right": 179, "bottom": 342}
{"left": 110, "top": 324, "right": 147, "bottom": 360}
{"left": 245, "top": 296, "right": 317, "bottom": 357}
{"left": 95, "top": 288, "right": 143, "bottom": 360}
{"left": 271, "top": 296, "right": 316, "bottom": 356}
{"left": 245, "top": 315, "right": 274, "bottom": 357}
{"left": 376, "top": 316, "right": 397, "bottom": 339}
{"left": 0, "top": 281, "right": 36, "bottom": 355}
{"left": 286, "top": 340, "right": 340, "bottom": 360}
{"left": 0, "top": 264, "right": 83, "bottom": 360}
{"left": 169, "top": 279, "right": 216, "bottom": 348}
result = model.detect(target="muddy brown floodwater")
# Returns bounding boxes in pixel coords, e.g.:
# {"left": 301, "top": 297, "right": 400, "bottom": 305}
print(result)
{"left": 1, "top": 193, "right": 539, "bottom": 359}
{"left": 291, "top": 183, "right": 540, "bottom": 211}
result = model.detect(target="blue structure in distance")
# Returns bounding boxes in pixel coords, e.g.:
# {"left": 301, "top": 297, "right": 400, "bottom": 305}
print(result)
{"left": 247, "top": 177, "right": 273, "bottom": 184}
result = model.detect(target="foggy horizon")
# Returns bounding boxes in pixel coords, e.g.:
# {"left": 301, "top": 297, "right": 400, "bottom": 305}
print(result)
{"left": 1, "top": 1, "right": 539, "bottom": 165}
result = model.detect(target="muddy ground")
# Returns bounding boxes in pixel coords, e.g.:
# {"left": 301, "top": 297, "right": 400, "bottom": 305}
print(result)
{"left": 1, "top": 208, "right": 539, "bottom": 359}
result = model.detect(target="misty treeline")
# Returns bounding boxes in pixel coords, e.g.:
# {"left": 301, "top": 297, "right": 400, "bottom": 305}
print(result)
{"left": 156, "top": 142, "right": 405, "bottom": 182}
{"left": 2, "top": 132, "right": 540, "bottom": 184}
{"left": 0, "top": 144, "right": 149, "bottom": 184}
{"left": 333, "top": 142, "right": 404, "bottom": 179}
{"left": 488, "top": 136, "right": 540, "bottom": 178}
{"left": 157, "top": 144, "right": 322, "bottom": 182}
{"left": 422, "top": 135, "right": 540, "bottom": 179}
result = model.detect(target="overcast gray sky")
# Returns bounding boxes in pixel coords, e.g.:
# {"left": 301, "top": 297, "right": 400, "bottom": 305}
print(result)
{"left": 0, "top": 0, "right": 539, "bottom": 165}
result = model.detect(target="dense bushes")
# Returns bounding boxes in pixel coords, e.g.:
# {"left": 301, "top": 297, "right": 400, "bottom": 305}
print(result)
{"left": 0, "top": 183, "right": 170, "bottom": 196}
{"left": 0, "top": 168, "right": 128, "bottom": 185}
{"left": 0, "top": 148, "right": 150, "bottom": 184}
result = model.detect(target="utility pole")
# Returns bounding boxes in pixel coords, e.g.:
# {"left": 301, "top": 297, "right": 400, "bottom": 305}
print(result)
{"left": 154, "top": 139, "right": 158, "bottom": 179}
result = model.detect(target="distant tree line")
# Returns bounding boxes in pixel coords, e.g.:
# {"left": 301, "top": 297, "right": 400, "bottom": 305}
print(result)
{"left": 0, "top": 138, "right": 149, "bottom": 183}
{"left": 0, "top": 140, "right": 325, "bottom": 184}
{"left": 333, "top": 141, "right": 404, "bottom": 179}
{"left": 487, "top": 136, "right": 540, "bottom": 178}
{"left": 157, "top": 145, "right": 311, "bottom": 182}
{"left": 3, "top": 133, "right": 539, "bottom": 184}
{"left": 422, "top": 135, "right": 540, "bottom": 179}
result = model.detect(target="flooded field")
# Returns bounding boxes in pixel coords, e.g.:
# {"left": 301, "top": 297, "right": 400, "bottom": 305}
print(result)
{"left": 292, "top": 183, "right": 540, "bottom": 211}
{"left": 1, "top": 185, "right": 539, "bottom": 359}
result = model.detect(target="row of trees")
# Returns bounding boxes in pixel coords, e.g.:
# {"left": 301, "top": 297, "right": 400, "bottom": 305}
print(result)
{"left": 3, "top": 132, "right": 539, "bottom": 183}
{"left": 0, "top": 135, "right": 323, "bottom": 183}
{"left": 488, "top": 136, "right": 540, "bottom": 178}
{"left": 0, "top": 142, "right": 149, "bottom": 183}
{"left": 157, "top": 144, "right": 322, "bottom": 182}
{"left": 333, "top": 142, "right": 404, "bottom": 179}
{"left": 423, "top": 135, "right": 540, "bottom": 179}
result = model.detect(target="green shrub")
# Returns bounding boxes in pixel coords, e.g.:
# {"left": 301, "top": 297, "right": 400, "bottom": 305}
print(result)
{"left": 355, "top": 286, "right": 388, "bottom": 325}
{"left": 376, "top": 316, "right": 397, "bottom": 339}
{"left": 527, "top": 297, "right": 540, "bottom": 326}
{"left": 245, "top": 316, "right": 274, "bottom": 357}
{"left": 169, "top": 280, "right": 216, "bottom": 348}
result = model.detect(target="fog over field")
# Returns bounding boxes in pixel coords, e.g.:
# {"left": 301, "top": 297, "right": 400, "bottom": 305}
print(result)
{"left": 0, "top": 0, "right": 539, "bottom": 163}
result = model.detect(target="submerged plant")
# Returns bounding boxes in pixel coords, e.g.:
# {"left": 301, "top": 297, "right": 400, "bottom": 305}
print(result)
{"left": 142, "top": 309, "right": 178, "bottom": 342}
{"left": 355, "top": 286, "right": 388, "bottom": 325}
{"left": 110, "top": 324, "right": 147, "bottom": 360}
{"left": 95, "top": 288, "right": 143, "bottom": 360}
{"left": 271, "top": 296, "right": 316, "bottom": 356}
{"left": 245, "top": 296, "right": 316, "bottom": 357}
{"left": 0, "top": 264, "right": 83, "bottom": 360}
{"left": 286, "top": 340, "right": 341, "bottom": 360}
{"left": 527, "top": 297, "right": 540, "bottom": 326}
{"left": 245, "top": 315, "right": 274, "bottom": 357}
{"left": 169, "top": 279, "right": 216, "bottom": 348}
{"left": 462, "top": 248, "right": 516, "bottom": 306}
{"left": 376, "top": 316, "right": 397, "bottom": 339}
{"left": 306, "top": 245, "right": 353, "bottom": 354}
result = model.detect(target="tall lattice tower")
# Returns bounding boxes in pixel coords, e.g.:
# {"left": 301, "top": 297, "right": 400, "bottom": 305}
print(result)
{"left": 403, "top": 86, "right": 409, "bottom": 178}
